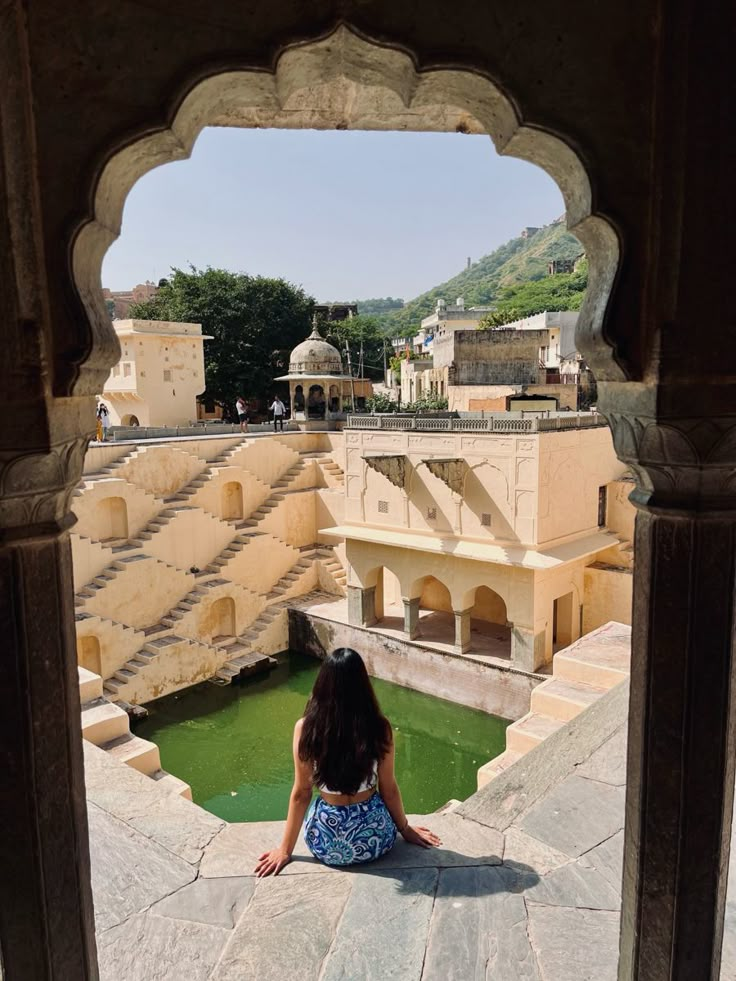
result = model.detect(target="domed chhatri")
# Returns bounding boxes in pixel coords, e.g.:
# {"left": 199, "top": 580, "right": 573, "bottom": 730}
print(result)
{"left": 275, "top": 323, "right": 372, "bottom": 429}
{"left": 288, "top": 325, "right": 343, "bottom": 376}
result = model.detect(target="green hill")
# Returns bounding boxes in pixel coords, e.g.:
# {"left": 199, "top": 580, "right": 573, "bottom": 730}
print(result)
{"left": 386, "top": 222, "right": 584, "bottom": 334}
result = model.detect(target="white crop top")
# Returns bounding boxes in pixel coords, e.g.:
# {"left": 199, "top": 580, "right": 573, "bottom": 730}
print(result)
{"left": 317, "top": 761, "right": 378, "bottom": 796}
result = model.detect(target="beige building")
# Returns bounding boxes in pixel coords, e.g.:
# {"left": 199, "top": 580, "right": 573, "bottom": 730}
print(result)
{"left": 101, "top": 319, "right": 211, "bottom": 427}
{"left": 321, "top": 414, "right": 633, "bottom": 672}
{"left": 102, "top": 281, "right": 159, "bottom": 320}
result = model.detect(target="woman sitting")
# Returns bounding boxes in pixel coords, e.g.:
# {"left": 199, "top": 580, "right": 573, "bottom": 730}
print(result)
{"left": 255, "top": 648, "right": 440, "bottom": 875}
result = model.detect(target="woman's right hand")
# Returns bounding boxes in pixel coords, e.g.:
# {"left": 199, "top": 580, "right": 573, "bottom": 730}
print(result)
{"left": 400, "top": 824, "right": 442, "bottom": 848}
{"left": 254, "top": 845, "right": 292, "bottom": 877}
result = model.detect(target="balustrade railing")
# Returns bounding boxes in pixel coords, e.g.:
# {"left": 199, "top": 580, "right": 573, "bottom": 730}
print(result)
{"left": 347, "top": 413, "right": 608, "bottom": 433}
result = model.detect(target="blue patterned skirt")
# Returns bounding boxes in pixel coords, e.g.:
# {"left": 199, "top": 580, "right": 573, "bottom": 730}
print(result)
{"left": 304, "top": 793, "right": 397, "bottom": 867}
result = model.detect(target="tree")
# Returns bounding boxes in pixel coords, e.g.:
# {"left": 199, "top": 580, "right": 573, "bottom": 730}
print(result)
{"left": 320, "top": 314, "right": 387, "bottom": 381}
{"left": 129, "top": 266, "right": 315, "bottom": 408}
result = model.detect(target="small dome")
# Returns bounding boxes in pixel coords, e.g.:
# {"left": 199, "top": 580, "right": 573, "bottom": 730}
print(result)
{"left": 289, "top": 325, "right": 343, "bottom": 375}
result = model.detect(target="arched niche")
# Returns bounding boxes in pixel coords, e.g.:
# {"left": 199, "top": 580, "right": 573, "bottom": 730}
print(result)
{"left": 470, "top": 585, "right": 508, "bottom": 627}
{"left": 96, "top": 496, "right": 129, "bottom": 541}
{"left": 221, "top": 481, "right": 244, "bottom": 521}
{"left": 209, "top": 596, "right": 236, "bottom": 642}
{"left": 77, "top": 636, "right": 101, "bottom": 677}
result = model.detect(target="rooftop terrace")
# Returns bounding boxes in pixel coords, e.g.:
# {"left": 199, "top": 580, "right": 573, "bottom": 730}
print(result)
{"left": 346, "top": 411, "right": 608, "bottom": 433}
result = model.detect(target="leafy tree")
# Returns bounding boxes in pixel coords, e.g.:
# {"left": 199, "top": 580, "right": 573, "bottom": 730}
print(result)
{"left": 129, "top": 266, "right": 315, "bottom": 408}
{"left": 403, "top": 393, "right": 449, "bottom": 412}
{"left": 478, "top": 309, "right": 523, "bottom": 329}
{"left": 354, "top": 297, "right": 405, "bottom": 316}
{"left": 319, "top": 314, "right": 387, "bottom": 381}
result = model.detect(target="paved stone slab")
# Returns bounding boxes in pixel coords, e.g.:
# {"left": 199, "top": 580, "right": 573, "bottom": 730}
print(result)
{"left": 579, "top": 830, "right": 623, "bottom": 895}
{"left": 520, "top": 774, "right": 625, "bottom": 858}
{"left": 201, "top": 812, "right": 503, "bottom": 878}
{"left": 88, "top": 802, "right": 196, "bottom": 932}
{"left": 525, "top": 858, "right": 621, "bottom": 910}
{"left": 211, "top": 872, "right": 352, "bottom": 981}
{"left": 575, "top": 725, "right": 627, "bottom": 786}
{"left": 85, "top": 741, "right": 223, "bottom": 865}
{"left": 98, "top": 911, "right": 228, "bottom": 981}
{"left": 526, "top": 903, "right": 620, "bottom": 981}
{"left": 423, "top": 866, "right": 541, "bottom": 980}
{"left": 502, "top": 826, "right": 571, "bottom": 877}
{"left": 152, "top": 876, "right": 255, "bottom": 929}
{"left": 321, "top": 868, "right": 437, "bottom": 981}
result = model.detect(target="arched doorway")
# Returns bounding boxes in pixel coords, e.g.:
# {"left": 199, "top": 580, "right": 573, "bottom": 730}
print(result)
{"left": 121, "top": 413, "right": 140, "bottom": 426}
{"left": 307, "top": 385, "right": 326, "bottom": 419}
{"left": 96, "top": 496, "right": 128, "bottom": 541}
{"left": 469, "top": 585, "right": 511, "bottom": 659}
{"left": 209, "top": 596, "right": 236, "bottom": 642}
{"left": 415, "top": 575, "right": 455, "bottom": 645}
{"left": 328, "top": 384, "right": 340, "bottom": 413}
{"left": 77, "top": 636, "right": 101, "bottom": 677}
{"left": 221, "top": 481, "right": 244, "bottom": 521}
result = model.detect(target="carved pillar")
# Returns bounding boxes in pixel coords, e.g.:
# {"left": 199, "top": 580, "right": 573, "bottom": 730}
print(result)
{"left": 347, "top": 584, "right": 377, "bottom": 627}
{"left": 403, "top": 597, "right": 420, "bottom": 640}
{"left": 454, "top": 608, "right": 472, "bottom": 654}
{"left": 608, "top": 402, "right": 736, "bottom": 981}
{"left": 0, "top": 9, "right": 102, "bottom": 976}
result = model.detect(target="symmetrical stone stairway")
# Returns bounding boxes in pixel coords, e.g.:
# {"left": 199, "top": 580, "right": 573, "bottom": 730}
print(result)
{"left": 477, "top": 620, "right": 631, "bottom": 786}
{"left": 79, "top": 666, "right": 191, "bottom": 798}
{"left": 73, "top": 433, "right": 348, "bottom": 706}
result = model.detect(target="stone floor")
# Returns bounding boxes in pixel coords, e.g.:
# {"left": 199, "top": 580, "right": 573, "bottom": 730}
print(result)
{"left": 85, "top": 680, "right": 736, "bottom": 980}
{"left": 300, "top": 594, "right": 522, "bottom": 669}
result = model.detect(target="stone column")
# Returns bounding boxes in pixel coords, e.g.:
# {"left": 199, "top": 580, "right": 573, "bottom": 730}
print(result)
{"left": 608, "top": 403, "right": 736, "bottom": 981}
{"left": 0, "top": 12, "right": 102, "bottom": 972}
{"left": 454, "top": 608, "right": 472, "bottom": 654}
{"left": 0, "top": 436, "right": 98, "bottom": 981}
{"left": 403, "top": 597, "right": 420, "bottom": 640}
{"left": 510, "top": 623, "right": 546, "bottom": 672}
{"left": 347, "top": 584, "right": 377, "bottom": 627}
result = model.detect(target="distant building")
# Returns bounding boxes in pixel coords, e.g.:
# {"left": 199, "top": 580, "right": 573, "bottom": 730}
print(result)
{"left": 102, "top": 282, "right": 159, "bottom": 320}
{"left": 101, "top": 319, "right": 211, "bottom": 427}
{"left": 314, "top": 302, "right": 358, "bottom": 322}
{"left": 391, "top": 297, "right": 495, "bottom": 358}
{"left": 400, "top": 309, "right": 584, "bottom": 411}
{"left": 520, "top": 226, "right": 541, "bottom": 239}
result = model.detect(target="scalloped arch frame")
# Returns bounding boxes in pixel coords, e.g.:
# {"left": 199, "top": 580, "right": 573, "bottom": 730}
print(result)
{"left": 72, "top": 26, "right": 623, "bottom": 386}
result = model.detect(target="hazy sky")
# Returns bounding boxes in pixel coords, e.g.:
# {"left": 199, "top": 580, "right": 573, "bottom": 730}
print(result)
{"left": 102, "top": 128, "right": 564, "bottom": 302}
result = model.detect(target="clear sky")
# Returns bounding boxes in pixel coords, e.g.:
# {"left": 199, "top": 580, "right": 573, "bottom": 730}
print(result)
{"left": 102, "top": 128, "right": 564, "bottom": 303}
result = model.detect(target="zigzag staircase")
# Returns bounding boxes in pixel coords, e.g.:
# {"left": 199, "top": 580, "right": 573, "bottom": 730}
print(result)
{"left": 477, "top": 622, "right": 631, "bottom": 786}
{"left": 79, "top": 666, "right": 191, "bottom": 798}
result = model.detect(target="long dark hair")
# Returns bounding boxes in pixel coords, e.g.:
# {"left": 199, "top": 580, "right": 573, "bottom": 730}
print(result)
{"left": 299, "top": 648, "right": 391, "bottom": 795}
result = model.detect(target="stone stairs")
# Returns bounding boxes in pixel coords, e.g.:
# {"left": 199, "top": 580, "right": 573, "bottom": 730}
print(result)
{"left": 301, "top": 450, "right": 345, "bottom": 485}
{"left": 127, "top": 506, "right": 182, "bottom": 548}
{"left": 74, "top": 553, "right": 148, "bottom": 609}
{"left": 79, "top": 666, "right": 191, "bottom": 798}
{"left": 75, "top": 448, "right": 142, "bottom": 489}
{"left": 477, "top": 621, "right": 631, "bottom": 787}
{"left": 315, "top": 546, "right": 347, "bottom": 589}
{"left": 103, "top": 634, "right": 183, "bottom": 701}
{"left": 265, "top": 555, "right": 314, "bottom": 602}
{"left": 213, "top": 648, "right": 278, "bottom": 684}
{"left": 158, "top": 576, "right": 227, "bottom": 630}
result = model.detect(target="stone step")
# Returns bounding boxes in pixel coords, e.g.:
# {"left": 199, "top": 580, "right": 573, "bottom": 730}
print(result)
{"left": 101, "top": 733, "right": 161, "bottom": 775}
{"left": 113, "top": 668, "right": 137, "bottom": 683}
{"left": 78, "top": 666, "right": 103, "bottom": 703}
{"left": 476, "top": 749, "right": 524, "bottom": 788}
{"left": 554, "top": 637, "right": 631, "bottom": 689}
{"left": 530, "top": 677, "right": 607, "bottom": 722}
{"left": 150, "top": 770, "right": 193, "bottom": 800}
{"left": 505, "top": 712, "right": 566, "bottom": 754}
{"left": 81, "top": 699, "right": 130, "bottom": 746}
{"left": 104, "top": 678, "right": 126, "bottom": 695}
{"left": 143, "top": 623, "right": 169, "bottom": 637}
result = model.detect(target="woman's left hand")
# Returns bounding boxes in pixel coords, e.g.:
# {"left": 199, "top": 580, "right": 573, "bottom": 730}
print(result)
{"left": 401, "top": 825, "right": 442, "bottom": 848}
{"left": 254, "top": 845, "right": 292, "bottom": 877}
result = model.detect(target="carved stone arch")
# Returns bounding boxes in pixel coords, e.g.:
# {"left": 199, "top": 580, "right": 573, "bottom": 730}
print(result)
{"left": 69, "top": 25, "right": 623, "bottom": 399}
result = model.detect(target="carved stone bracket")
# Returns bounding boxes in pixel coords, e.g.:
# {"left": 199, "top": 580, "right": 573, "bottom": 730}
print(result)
{"left": 364, "top": 454, "right": 408, "bottom": 490}
{"left": 423, "top": 458, "right": 469, "bottom": 496}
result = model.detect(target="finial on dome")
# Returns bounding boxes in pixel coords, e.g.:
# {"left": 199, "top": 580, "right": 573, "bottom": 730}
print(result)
{"left": 309, "top": 313, "right": 323, "bottom": 340}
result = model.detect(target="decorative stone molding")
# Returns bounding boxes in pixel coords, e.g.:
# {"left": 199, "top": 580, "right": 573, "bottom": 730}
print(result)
{"left": 423, "top": 458, "right": 469, "bottom": 496}
{"left": 0, "top": 435, "right": 89, "bottom": 534}
{"left": 603, "top": 389, "right": 736, "bottom": 510}
{"left": 364, "top": 454, "right": 409, "bottom": 490}
{"left": 71, "top": 26, "right": 622, "bottom": 401}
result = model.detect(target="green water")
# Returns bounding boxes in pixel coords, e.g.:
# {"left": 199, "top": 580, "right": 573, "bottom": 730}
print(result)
{"left": 135, "top": 652, "right": 510, "bottom": 822}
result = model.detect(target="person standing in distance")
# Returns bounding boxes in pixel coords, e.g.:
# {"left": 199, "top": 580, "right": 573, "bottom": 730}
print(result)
{"left": 235, "top": 395, "right": 248, "bottom": 433}
{"left": 269, "top": 395, "right": 286, "bottom": 432}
